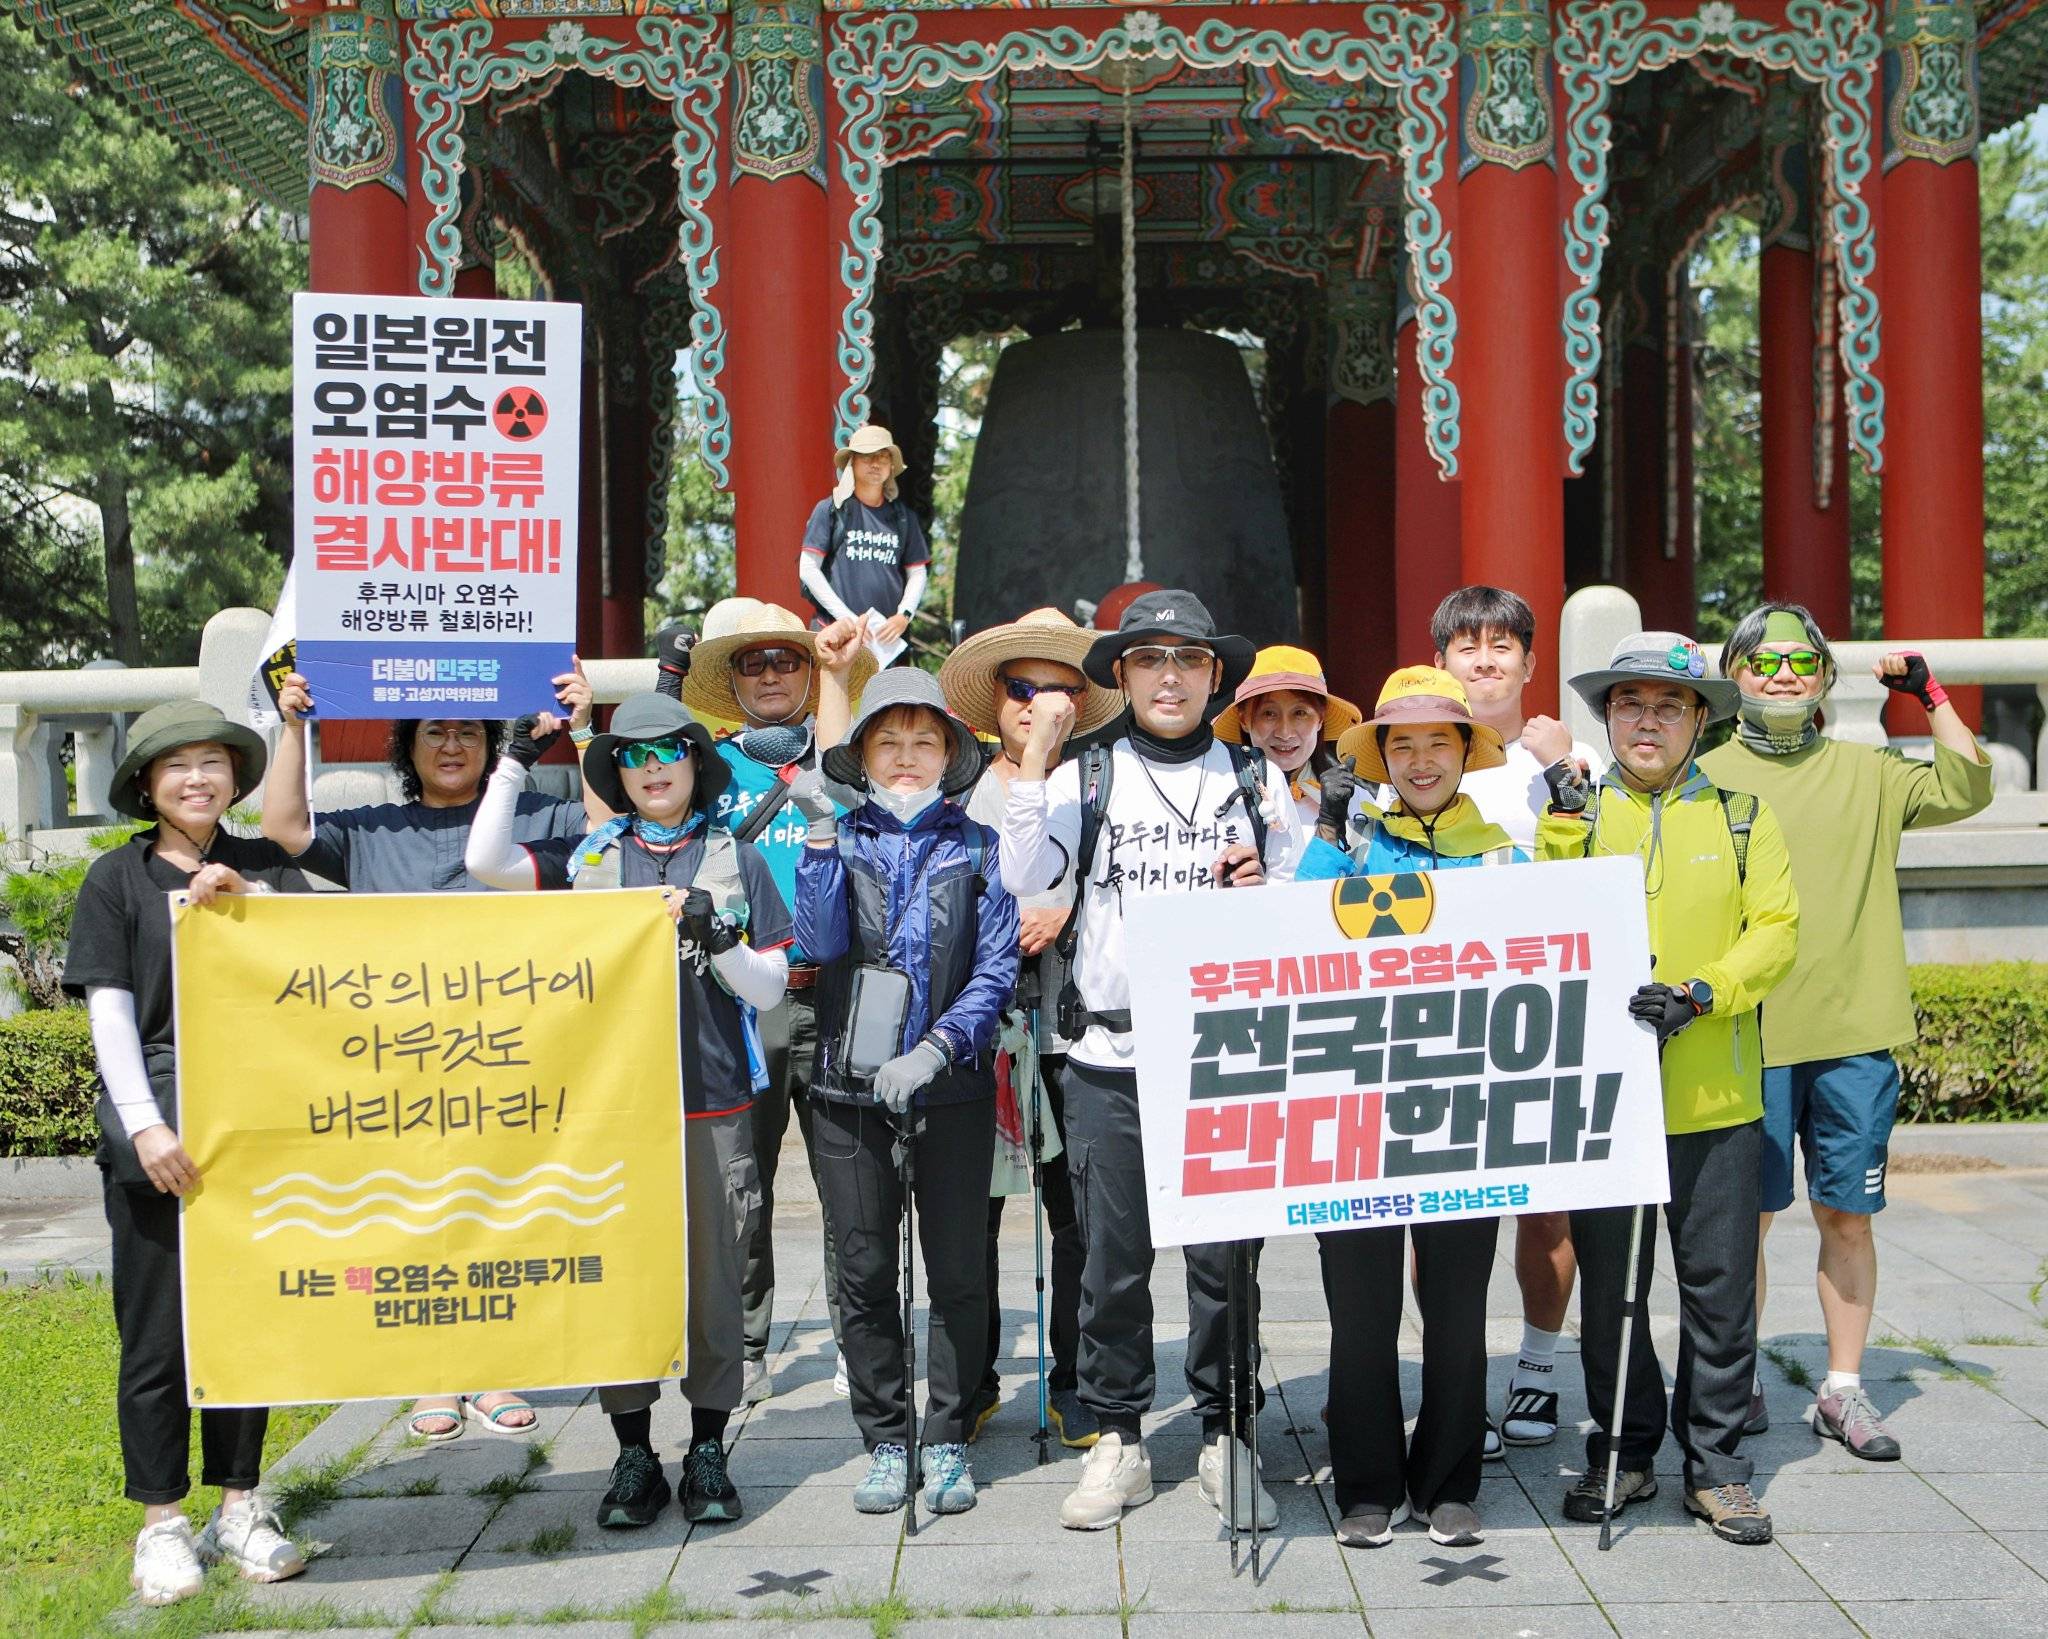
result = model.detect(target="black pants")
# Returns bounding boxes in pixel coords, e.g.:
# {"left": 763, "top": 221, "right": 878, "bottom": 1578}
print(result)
{"left": 1063, "top": 1059, "right": 1262, "bottom": 1441}
{"left": 814, "top": 1095, "right": 995, "bottom": 1449}
{"left": 1573, "top": 1120, "right": 1761, "bottom": 1491}
{"left": 1319, "top": 1217, "right": 1495, "bottom": 1514}
{"left": 104, "top": 1170, "right": 267, "bottom": 1504}
{"left": 744, "top": 989, "right": 842, "bottom": 1357}
{"left": 984, "top": 1056, "right": 1082, "bottom": 1394}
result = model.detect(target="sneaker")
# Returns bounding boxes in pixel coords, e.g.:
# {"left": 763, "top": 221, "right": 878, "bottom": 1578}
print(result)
{"left": 1685, "top": 1481, "right": 1774, "bottom": 1544}
{"left": 1427, "top": 1498, "right": 1484, "bottom": 1546}
{"left": 1059, "top": 1430, "right": 1154, "bottom": 1530}
{"left": 920, "top": 1442, "right": 978, "bottom": 1514}
{"left": 853, "top": 1443, "right": 910, "bottom": 1514}
{"left": 833, "top": 1353, "right": 851, "bottom": 1398}
{"left": 742, "top": 1356, "right": 773, "bottom": 1405}
{"left": 1482, "top": 1419, "right": 1504, "bottom": 1461}
{"left": 1335, "top": 1498, "right": 1411, "bottom": 1548}
{"left": 1048, "top": 1387, "right": 1101, "bottom": 1449}
{"left": 196, "top": 1497, "right": 305, "bottom": 1583}
{"left": 597, "top": 1446, "right": 670, "bottom": 1529}
{"left": 1196, "top": 1431, "right": 1278, "bottom": 1531}
{"left": 966, "top": 1381, "right": 1000, "bottom": 1443}
{"left": 681, "top": 1437, "right": 742, "bottom": 1524}
{"left": 1743, "top": 1379, "right": 1770, "bottom": 1436}
{"left": 131, "top": 1516, "right": 204, "bottom": 1606}
{"left": 1814, "top": 1384, "right": 1902, "bottom": 1462}
{"left": 1562, "top": 1465, "right": 1657, "bottom": 1523}
{"left": 1501, "top": 1384, "right": 1559, "bottom": 1446}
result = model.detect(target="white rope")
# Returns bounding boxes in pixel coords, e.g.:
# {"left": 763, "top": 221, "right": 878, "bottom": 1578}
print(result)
{"left": 1120, "top": 78, "right": 1142, "bottom": 584}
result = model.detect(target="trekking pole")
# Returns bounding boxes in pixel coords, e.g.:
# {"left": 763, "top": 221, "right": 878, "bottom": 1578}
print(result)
{"left": 895, "top": 1111, "right": 920, "bottom": 1538}
{"left": 1027, "top": 1001, "right": 1051, "bottom": 1467}
{"left": 1244, "top": 1241, "right": 1262, "bottom": 1578}
{"left": 1226, "top": 1242, "right": 1241, "bottom": 1566}
{"left": 1598, "top": 1202, "right": 1648, "bottom": 1552}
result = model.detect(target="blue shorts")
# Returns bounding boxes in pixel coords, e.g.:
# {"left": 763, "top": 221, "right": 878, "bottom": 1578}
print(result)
{"left": 1761, "top": 1051, "right": 1901, "bottom": 1215}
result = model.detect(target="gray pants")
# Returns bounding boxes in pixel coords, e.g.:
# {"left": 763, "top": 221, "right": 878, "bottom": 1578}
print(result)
{"left": 599, "top": 1108, "right": 761, "bottom": 1416}
{"left": 742, "top": 989, "right": 843, "bottom": 1358}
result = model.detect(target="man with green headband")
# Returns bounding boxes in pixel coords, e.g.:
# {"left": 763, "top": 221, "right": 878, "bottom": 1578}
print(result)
{"left": 1702, "top": 604, "right": 1991, "bottom": 1465}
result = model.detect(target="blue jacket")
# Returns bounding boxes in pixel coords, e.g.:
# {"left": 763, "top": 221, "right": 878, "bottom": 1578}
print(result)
{"left": 795, "top": 799, "right": 1020, "bottom": 1106}
{"left": 1297, "top": 813, "right": 1528, "bottom": 879}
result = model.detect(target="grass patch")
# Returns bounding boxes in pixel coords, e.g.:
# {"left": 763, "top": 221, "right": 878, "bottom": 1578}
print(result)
{"left": 469, "top": 1440, "right": 550, "bottom": 1502}
{"left": 1759, "top": 1342, "right": 1813, "bottom": 1390}
{"left": 2030, "top": 1257, "right": 2048, "bottom": 1309}
{"left": 1962, "top": 1333, "right": 2036, "bottom": 1348}
{"left": 399, "top": 1473, "right": 444, "bottom": 1497}
{"left": 507, "top": 1519, "right": 577, "bottom": 1558}
{"left": 1911, "top": 1335, "right": 1998, "bottom": 1387}
{"left": 0, "top": 1272, "right": 333, "bottom": 1639}
{"left": 964, "top": 1597, "right": 1035, "bottom": 1618}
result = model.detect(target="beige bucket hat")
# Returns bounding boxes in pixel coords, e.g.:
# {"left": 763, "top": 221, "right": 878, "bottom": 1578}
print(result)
{"left": 684, "top": 597, "right": 876, "bottom": 723}
{"left": 834, "top": 424, "right": 906, "bottom": 502}
{"left": 938, "top": 607, "right": 1125, "bottom": 739}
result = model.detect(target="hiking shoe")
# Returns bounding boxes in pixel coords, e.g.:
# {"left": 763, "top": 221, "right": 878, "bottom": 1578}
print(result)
{"left": 1814, "top": 1384, "right": 1902, "bottom": 1462}
{"left": 1048, "top": 1387, "right": 1101, "bottom": 1449}
{"left": 833, "top": 1353, "right": 851, "bottom": 1398}
{"left": 966, "top": 1382, "right": 1000, "bottom": 1443}
{"left": 1059, "top": 1430, "right": 1153, "bottom": 1530}
{"left": 920, "top": 1442, "right": 978, "bottom": 1514}
{"left": 196, "top": 1497, "right": 304, "bottom": 1583}
{"left": 1197, "top": 1431, "right": 1277, "bottom": 1530}
{"left": 1482, "top": 1419, "right": 1504, "bottom": 1461}
{"left": 598, "top": 1446, "right": 671, "bottom": 1528}
{"left": 1335, "top": 1498, "right": 1411, "bottom": 1548}
{"left": 853, "top": 1443, "right": 910, "bottom": 1513}
{"left": 1501, "top": 1384, "right": 1560, "bottom": 1446}
{"left": 131, "top": 1516, "right": 204, "bottom": 1606}
{"left": 1743, "top": 1379, "right": 1770, "bottom": 1436}
{"left": 681, "top": 1437, "right": 742, "bottom": 1524}
{"left": 1427, "top": 1498, "right": 1484, "bottom": 1546}
{"left": 742, "top": 1356, "right": 773, "bottom": 1405}
{"left": 1685, "top": 1481, "right": 1774, "bottom": 1544}
{"left": 1562, "top": 1465, "right": 1657, "bottom": 1523}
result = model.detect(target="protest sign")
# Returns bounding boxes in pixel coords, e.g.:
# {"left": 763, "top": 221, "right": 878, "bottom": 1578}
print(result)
{"left": 1127, "top": 857, "right": 1669, "bottom": 1247}
{"left": 174, "top": 890, "right": 683, "bottom": 1407}
{"left": 291, "top": 291, "right": 581, "bottom": 719}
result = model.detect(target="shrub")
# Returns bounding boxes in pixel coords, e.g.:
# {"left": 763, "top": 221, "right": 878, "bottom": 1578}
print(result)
{"left": 1896, "top": 962, "right": 2048, "bottom": 1122}
{"left": 0, "top": 1008, "right": 98, "bottom": 1157}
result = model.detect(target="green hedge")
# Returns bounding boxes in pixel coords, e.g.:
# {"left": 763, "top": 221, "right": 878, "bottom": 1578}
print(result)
{"left": 0, "top": 1008, "right": 98, "bottom": 1158}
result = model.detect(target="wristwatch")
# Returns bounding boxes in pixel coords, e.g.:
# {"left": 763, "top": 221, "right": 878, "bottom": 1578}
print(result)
{"left": 1685, "top": 978, "right": 1714, "bottom": 1016}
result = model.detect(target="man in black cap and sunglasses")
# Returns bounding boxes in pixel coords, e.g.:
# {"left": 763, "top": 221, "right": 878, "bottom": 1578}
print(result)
{"left": 999, "top": 589, "right": 1277, "bottom": 1534}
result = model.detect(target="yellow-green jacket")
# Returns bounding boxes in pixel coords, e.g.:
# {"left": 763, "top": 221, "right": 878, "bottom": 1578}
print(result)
{"left": 1536, "top": 766, "right": 1799, "bottom": 1135}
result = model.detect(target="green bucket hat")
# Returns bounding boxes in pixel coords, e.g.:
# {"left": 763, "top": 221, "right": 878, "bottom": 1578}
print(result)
{"left": 581, "top": 692, "right": 728, "bottom": 816}
{"left": 110, "top": 700, "right": 268, "bottom": 821}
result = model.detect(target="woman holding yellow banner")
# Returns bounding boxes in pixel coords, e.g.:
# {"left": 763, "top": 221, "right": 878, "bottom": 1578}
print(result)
{"left": 467, "top": 694, "right": 793, "bottom": 1530}
{"left": 63, "top": 702, "right": 312, "bottom": 1606}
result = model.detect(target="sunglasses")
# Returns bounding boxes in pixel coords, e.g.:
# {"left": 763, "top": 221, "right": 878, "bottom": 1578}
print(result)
{"left": 735, "top": 647, "right": 808, "bottom": 678}
{"left": 615, "top": 736, "right": 692, "bottom": 770}
{"left": 1121, "top": 644, "right": 1217, "bottom": 674}
{"left": 1000, "top": 676, "right": 1088, "bottom": 704}
{"left": 1745, "top": 648, "right": 1823, "bottom": 679}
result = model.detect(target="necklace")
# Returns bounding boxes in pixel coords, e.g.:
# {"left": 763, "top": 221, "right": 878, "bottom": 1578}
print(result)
{"left": 155, "top": 816, "right": 218, "bottom": 868}
{"left": 1132, "top": 749, "right": 1208, "bottom": 831}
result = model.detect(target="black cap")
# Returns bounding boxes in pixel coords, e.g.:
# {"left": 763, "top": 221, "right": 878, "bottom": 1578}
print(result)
{"left": 1081, "top": 588, "right": 1256, "bottom": 694}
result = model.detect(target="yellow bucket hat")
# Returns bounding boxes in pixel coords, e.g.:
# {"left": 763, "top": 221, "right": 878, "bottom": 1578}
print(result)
{"left": 1335, "top": 665, "right": 1508, "bottom": 785}
{"left": 1213, "top": 646, "right": 1362, "bottom": 745}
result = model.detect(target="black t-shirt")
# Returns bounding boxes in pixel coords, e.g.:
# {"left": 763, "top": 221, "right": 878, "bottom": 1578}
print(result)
{"left": 528, "top": 827, "right": 793, "bottom": 1117}
{"left": 63, "top": 828, "right": 307, "bottom": 1175}
{"left": 801, "top": 495, "right": 929, "bottom": 618}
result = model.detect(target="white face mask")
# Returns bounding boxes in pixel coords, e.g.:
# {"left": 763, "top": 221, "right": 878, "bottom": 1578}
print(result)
{"left": 871, "top": 781, "right": 942, "bottom": 823}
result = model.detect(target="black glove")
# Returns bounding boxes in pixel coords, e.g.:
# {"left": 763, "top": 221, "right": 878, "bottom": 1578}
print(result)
{"left": 1315, "top": 756, "right": 1359, "bottom": 841}
{"left": 506, "top": 713, "right": 560, "bottom": 770}
{"left": 1542, "top": 757, "right": 1590, "bottom": 814}
{"left": 653, "top": 624, "right": 696, "bottom": 700}
{"left": 679, "top": 887, "right": 741, "bottom": 955}
{"left": 1877, "top": 651, "right": 1944, "bottom": 710}
{"left": 1628, "top": 982, "right": 1698, "bottom": 1043}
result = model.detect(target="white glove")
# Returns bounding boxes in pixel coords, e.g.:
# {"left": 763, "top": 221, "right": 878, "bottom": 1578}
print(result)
{"left": 871, "top": 1037, "right": 948, "bottom": 1113}
{"left": 788, "top": 768, "right": 839, "bottom": 844}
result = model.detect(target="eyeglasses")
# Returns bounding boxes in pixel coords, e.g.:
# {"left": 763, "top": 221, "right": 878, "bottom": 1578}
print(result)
{"left": 1121, "top": 644, "right": 1217, "bottom": 675}
{"left": 615, "top": 736, "right": 692, "bottom": 770}
{"left": 419, "top": 724, "right": 485, "bottom": 748}
{"left": 1000, "top": 676, "right": 1088, "bottom": 704}
{"left": 1745, "top": 648, "right": 1823, "bottom": 679}
{"left": 1609, "top": 698, "right": 1694, "bottom": 726}
{"left": 735, "top": 647, "right": 808, "bottom": 678}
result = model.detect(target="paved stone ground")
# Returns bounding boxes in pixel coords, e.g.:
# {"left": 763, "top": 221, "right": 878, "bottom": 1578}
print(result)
{"left": 18, "top": 1139, "right": 2048, "bottom": 1637}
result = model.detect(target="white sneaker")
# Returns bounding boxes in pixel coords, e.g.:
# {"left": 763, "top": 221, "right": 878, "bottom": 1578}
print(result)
{"left": 1059, "top": 1430, "right": 1153, "bottom": 1530}
{"left": 196, "top": 1496, "right": 306, "bottom": 1584}
{"left": 832, "top": 1353, "right": 850, "bottom": 1398}
{"left": 742, "top": 1356, "right": 773, "bottom": 1405}
{"left": 1198, "top": 1432, "right": 1278, "bottom": 1530}
{"left": 131, "top": 1516, "right": 204, "bottom": 1606}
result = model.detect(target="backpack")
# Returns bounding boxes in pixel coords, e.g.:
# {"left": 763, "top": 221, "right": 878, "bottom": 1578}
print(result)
{"left": 1579, "top": 785, "right": 1758, "bottom": 884}
{"left": 802, "top": 494, "right": 910, "bottom": 617}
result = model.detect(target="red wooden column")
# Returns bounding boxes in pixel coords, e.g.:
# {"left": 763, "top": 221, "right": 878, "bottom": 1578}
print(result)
{"left": 1324, "top": 273, "right": 1398, "bottom": 696}
{"left": 1394, "top": 272, "right": 1462, "bottom": 664}
{"left": 1621, "top": 260, "right": 1694, "bottom": 635}
{"left": 722, "top": 0, "right": 834, "bottom": 611}
{"left": 1880, "top": 0, "right": 1984, "bottom": 728}
{"left": 1457, "top": 0, "right": 1563, "bottom": 710}
{"left": 1758, "top": 86, "right": 1851, "bottom": 634}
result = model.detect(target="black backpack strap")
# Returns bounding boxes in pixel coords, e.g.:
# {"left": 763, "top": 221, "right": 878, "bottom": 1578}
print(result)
{"left": 734, "top": 770, "right": 796, "bottom": 846}
{"left": 1053, "top": 742, "right": 1112, "bottom": 966}
{"left": 1219, "top": 740, "right": 1270, "bottom": 861}
{"left": 1718, "top": 787, "right": 1757, "bottom": 887}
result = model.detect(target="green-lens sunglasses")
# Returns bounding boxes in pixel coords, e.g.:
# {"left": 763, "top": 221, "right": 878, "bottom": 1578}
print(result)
{"left": 1746, "top": 648, "right": 1822, "bottom": 679}
{"left": 615, "top": 736, "right": 691, "bottom": 770}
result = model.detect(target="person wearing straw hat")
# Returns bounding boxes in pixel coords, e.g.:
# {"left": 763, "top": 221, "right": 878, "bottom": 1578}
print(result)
{"left": 1292, "top": 668, "right": 1521, "bottom": 1549}
{"left": 798, "top": 425, "right": 930, "bottom": 655}
{"left": 1213, "top": 645, "right": 1364, "bottom": 881}
{"left": 998, "top": 589, "right": 1278, "bottom": 1535}
{"left": 686, "top": 598, "right": 872, "bottom": 1403}
{"left": 466, "top": 693, "right": 792, "bottom": 1531}
{"left": 1538, "top": 632, "right": 1799, "bottom": 1545}
{"left": 787, "top": 666, "right": 1020, "bottom": 1518}
{"left": 940, "top": 609, "right": 1124, "bottom": 1450}
{"left": 63, "top": 702, "right": 310, "bottom": 1605}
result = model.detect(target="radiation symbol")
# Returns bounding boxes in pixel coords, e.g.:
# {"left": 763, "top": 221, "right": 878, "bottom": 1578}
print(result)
{"left": 1331, "top": 871, "right": 1436, "bottom": 940}
{"left": 493, "top": 388, "right": 549, "bottom": 440}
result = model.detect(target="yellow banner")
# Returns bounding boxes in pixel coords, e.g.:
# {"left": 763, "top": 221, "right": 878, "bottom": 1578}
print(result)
{"left": 174, "top": 889, "right": 685, "bottom": 1407}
